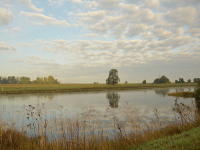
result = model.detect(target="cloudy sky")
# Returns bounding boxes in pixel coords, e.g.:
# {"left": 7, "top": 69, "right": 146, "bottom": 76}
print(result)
{"left": 0, "top": 0, "right": 200, "bottom": 83}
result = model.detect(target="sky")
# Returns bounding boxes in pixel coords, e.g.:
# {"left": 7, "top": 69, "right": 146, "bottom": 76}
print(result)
{"left": 0, "top": 0, "right": 200, "bottom": 83}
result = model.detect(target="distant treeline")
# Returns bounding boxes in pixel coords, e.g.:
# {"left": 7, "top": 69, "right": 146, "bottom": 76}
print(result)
{"left": 175, "top": 78, "right": 200, "bottom": 83}
{"left": 0, "top": 75, "right": 60, "bottom": 84}
{"left": 151, "top": 76, "right": 200, "bottom": 84}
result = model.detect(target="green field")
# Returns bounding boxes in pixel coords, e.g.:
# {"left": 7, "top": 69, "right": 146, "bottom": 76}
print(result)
{"left": 0, "top": 83, "right": 196, "bottom": 94}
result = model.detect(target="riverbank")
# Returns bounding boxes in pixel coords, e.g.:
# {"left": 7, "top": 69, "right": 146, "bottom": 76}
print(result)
{"left": 168, "top": 91, "right": 195, "bottom": 98}
{"left": 131, "top": 126, "right": 200, "bottom": 150}
{"left": 0, "top": 83, "right": 196, "bottom": 94}
{"left": 0, "top": 102, "right": 199, "bottom": 150}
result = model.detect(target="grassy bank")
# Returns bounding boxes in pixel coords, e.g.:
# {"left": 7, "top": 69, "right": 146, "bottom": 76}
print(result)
{"left": 168, "top": 91, "right": 195, "bottom": 98}
{"left": 0, "top": 100, "right": 200, "bottom": 150}
{"left": 0, "top": 83, "right": 196, "bottom": 94}
{"left": 131, "top": 126, "right": 200, "bottom": 150}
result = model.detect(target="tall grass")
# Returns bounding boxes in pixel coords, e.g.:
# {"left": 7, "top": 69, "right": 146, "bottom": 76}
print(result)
{"left": 0, "top": 100, "right": 200, "bottom": 150}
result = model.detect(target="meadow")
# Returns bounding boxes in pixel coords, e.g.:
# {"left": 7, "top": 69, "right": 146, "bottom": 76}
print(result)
{"left": 0, "top": 83, "right": 196, "bottom": 94}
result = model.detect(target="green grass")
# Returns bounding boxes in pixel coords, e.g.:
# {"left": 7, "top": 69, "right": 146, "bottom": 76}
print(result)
{"left": 131, "top": 126, "right": 200, "bottom": 150}
{"left": 0, "top": 83, "right": 196, "bottom": 94}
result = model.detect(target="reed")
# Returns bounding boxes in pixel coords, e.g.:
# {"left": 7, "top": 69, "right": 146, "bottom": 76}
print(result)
{"left": 0, "top": 100, "right": 200, "bottom": 150}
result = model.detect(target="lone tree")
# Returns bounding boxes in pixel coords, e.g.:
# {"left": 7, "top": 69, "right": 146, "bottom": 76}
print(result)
{"left": 106, "top": 69, "right": 120, "bottom": 85}
{"left": 142, "top": 80, "right": 146, "bottom": 84}
{"left": 153, "top": 75, "right": 170, "bottom": 83}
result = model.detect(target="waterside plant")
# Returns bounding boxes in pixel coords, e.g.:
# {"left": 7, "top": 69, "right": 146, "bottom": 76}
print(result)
{"left": 0, "top": 100, "right": 200, "bottom": 150}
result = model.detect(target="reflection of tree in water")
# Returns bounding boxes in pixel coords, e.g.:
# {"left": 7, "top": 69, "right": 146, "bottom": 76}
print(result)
{"left": 106, "top": 92, "right": 120, "bottom": 108}
{"left": 154, "top": 89, "right": 170, "bottom": 97}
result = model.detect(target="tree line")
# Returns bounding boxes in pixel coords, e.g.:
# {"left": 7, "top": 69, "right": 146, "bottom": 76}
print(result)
{"left": 0, "top": 75, "right": 60, "bottom": 84}
{"left": 105, "top": 69, "right": 200, "bottom": 85}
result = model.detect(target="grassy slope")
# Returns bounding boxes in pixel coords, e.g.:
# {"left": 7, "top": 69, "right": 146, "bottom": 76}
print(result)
{"left": 0, "top": 83, "right": 196, "bottom": 94}
{"left": 131, "top": 126, "right": 200, "bottom": 150}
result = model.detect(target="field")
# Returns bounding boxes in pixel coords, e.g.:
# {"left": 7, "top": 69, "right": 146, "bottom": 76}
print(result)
{"left": 0, "top": 83, "right": 196, "bottom": 94}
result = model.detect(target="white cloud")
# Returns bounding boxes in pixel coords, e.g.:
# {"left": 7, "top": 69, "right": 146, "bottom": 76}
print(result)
{"left": 4, "top": 27, "right": 21, "bottom": 32}
{"left": 71, "top": 0, "right": 82, "bottom": 5}
{"left": 20, "top": 11, "right": 70, "bottom": 26}
{"left": 110, "top": 23, "right": 128, "bottom": 38}
{"left": 17, "top": 0, "right": 43, "bottom": 12}
{"left": 164, "top": 7, "right": 197, "bottom": 26}
{"left": 0, "top": 8, "right": 13, "bottom": 25}
{"left": 126, "top": 24, "right": 151, "bottom": 38}
{"left": 18, "top": 42, "right": 37, "bottom": 48}
{"left": 75, "top": 10, "right": 106, "bottom": 24}
{"left": 143, "top": 0, "right": 160, "bottom": 9}
{"left": 98, "top": 0, "right": 120, "bottom": 9}
{"left": 119, "top": 3, "right": 139, "bottom": 13}
{"left": 160, "top": 0, "right": 200, "bottom": 8}
{"left": 152, "top": 28, "right": 173, "bottom": 40}
{"left": 0, "top": 42, "right": 16, "bottom": 52}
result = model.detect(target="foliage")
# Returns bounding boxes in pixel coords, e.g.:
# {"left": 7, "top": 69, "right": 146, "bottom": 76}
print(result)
{"left": 125, "top": 81, "right": 128, "bottom": 84}
{"left": 106, "top": 69, "right": 120, "bottom": 85}
{"left": 142, "top": 80, "right": 146, "bottom": 84}
{"left": 193, "top": 78, "right": 200, "bottom": 83}
{"left": 0, "top": 75, "right": 60, "bottom": 84}
{"left": 153, "top": 75, "right": 170, "bottom": 83}
{"left": 195, "top": 81, "right": 200, "bottom": 100}
{"left": 175, "top": 78, "right": 185, "bottom": 83}
{"left": 32, "top": 75, "right": 60, "bottom": 84}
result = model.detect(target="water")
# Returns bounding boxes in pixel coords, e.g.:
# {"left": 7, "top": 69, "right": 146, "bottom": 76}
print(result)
{"left": 0, "top": 86, "right": 197, "bottom": 139}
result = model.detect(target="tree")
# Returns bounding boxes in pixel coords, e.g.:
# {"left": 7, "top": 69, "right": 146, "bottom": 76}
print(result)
{"left": 125, "top": 81, "right": 128, "bottom": 84}
{"left": 187, "top": 79, "right": 191, "bottom": 83}
{"left": 106, "top": 69, "right": 120, "bottom": 85}
{"left": 142, "top": 80, "right": 146, "bottom": 84}
{"left": 153, "top": 75, "right": 170, "bottom": 83}
{"left": 194, "top": 78, "right": 200, "bottom": 83}
{"left": 8, "top": 76, "right": 18, "bottom": 84}
{"left": 19, "top": 77, "right": 31, "bottom": 84}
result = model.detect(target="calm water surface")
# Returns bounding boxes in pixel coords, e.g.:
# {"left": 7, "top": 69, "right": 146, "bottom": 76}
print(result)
{"left": 0, "top": 86, "right": 197, "bottom": 139}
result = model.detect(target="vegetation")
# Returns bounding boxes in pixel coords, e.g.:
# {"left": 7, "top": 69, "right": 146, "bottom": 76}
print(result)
{"left": 168, "top": 92, "right": 195, "bottom": 98}
{"left": 195, "top": 81, "right": 200, "bottom": 100}
{"left": 175, "top": 78, "right": 185, "bottom": 83}
{"left": 168, "top": 81, "right": 200, "bottom": 100}
{"left": 0, "top": 100, "right": 199, "bottom": 150}
{"left": 193, "top": 78, "right": 200, "bottom": 83}
{"left": 131, "top": 126, "right": 200, "bottom": 150}
{"left": 0, "top": 83, "right": 196, "bottom": 94}
{"left": 106, "top": 69, "right": 120, "bottom": 85}
{"left": 153, "top": 75, "right": 170, "bottom": 84}
{"left": 142, "top": 80, "right": 146, "bottom": 84}
{"left": 0, "top": 75, "right": 60, "bottom": 84}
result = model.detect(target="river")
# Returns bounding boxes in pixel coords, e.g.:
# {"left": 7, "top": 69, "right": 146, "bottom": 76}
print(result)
{"left": 0, "top": 86, "right": 198, "bottom": 140}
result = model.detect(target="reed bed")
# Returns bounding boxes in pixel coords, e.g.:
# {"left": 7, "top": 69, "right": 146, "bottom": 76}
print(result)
{"left": 0, "top": 99, "right": 200, "bottom": 150}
